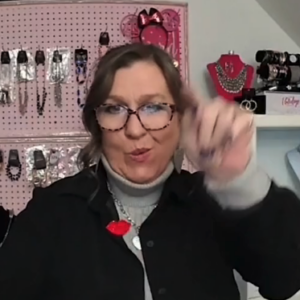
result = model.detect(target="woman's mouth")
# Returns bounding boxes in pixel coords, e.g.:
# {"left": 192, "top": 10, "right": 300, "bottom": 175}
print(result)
{"left": 130, "top": 148, "right": 151, "bottom": 162}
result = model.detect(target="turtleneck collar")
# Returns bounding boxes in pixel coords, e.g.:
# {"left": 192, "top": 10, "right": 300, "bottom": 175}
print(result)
{"left": 101, "top": 154, "right": 174, "bottom": 207}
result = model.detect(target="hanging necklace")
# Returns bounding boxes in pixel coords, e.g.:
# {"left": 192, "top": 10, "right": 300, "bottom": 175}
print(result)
{"left": 99, "top": 30, "right": 110, "bottom": 58}
{"left": 35, "top": 49, "right": 47, "bottom": 116}
{"left": 85, "top": 30, "right": 110, "bottom": 95}
{"left": 215, "top": 62, "right": 248, "bottom": 93}
{"left": 5, "top": 149, "right": 22, "bottom": 182}
{"left": 17, "top": 49, "right": 29, "bottom": 115}
{"left": 0, "top": 149, "right": 3, "bottom": 172}
{"left": 0, "top": 50, "right": 12, "bottom": 106}
{"left": 107, "top": 183, "right": 156, "bottom": 250}
{"left": 74, "top": 47, "right": 88, "bottom": 108}
{"left": 51, "top": 50, "right": 63, "bottom": 108}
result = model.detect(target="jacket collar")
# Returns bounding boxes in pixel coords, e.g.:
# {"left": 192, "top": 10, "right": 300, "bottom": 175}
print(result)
{"left": 55, "top": 160, "right": 200, "bottom": 214}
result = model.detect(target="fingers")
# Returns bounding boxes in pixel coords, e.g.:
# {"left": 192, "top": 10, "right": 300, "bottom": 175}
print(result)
{"left": 231, "top": 112, "right": 254, "bottom": 140}
{"left": 182, "top": 95, "right": 254, "bottom": 156}
{"left": 199, "top": 100, "right": 235, "bottom": 149}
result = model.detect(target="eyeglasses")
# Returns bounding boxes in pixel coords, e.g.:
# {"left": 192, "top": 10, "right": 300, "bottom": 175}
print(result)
{"left": 96, "top": 102, "right": 176, "bottom": 131}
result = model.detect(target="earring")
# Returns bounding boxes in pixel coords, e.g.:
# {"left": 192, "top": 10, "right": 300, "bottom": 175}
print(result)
{"left": 173, "top": 148, "right": 184, "bottom": 173}
{"left": 225, "top": 62, "right": 234, "bottom": 73}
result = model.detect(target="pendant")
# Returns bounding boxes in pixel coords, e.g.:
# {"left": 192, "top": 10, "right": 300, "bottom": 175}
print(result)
{"left": 132, "top": 236, "right": 142, "bottom": 250}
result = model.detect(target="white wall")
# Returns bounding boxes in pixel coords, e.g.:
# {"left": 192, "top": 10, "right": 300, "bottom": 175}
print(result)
{"left": 256, "top": 0, "right": 300, "bottom": 49}
{"left": 169, "top": 0, "right": 300, "bottom": 194}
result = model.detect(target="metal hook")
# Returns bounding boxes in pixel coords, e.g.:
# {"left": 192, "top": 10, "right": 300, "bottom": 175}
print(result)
{"left": 133, "top": 8, "right": 138, "bottom": 15}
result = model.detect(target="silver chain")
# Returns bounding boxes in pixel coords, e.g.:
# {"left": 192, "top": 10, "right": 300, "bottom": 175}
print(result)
{"left": 215, "top": 62, "right": 247, "bottom": 93}
{"left": 107, "top": 183, "right": 141, "bottom": 234}
{"left": 54, "top": 82, "right": 62, "bottom": 108}
{"left": 17, "top": 64, "right": 29, "bottom": 115}
{"left": 51, "top": 60, "right": 63, "bottom": 108}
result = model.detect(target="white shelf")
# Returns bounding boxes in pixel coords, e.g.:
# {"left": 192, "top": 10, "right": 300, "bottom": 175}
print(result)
{"left": 255, "top": 115, "right": 300, "bottom": 128}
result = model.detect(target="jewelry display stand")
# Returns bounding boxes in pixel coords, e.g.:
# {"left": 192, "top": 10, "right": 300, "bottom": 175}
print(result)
{"left": 0, "top": 0, "right": 189, "bottom": 214}
{"left": 207, "top": 51, "right": 254, "bottom": 101}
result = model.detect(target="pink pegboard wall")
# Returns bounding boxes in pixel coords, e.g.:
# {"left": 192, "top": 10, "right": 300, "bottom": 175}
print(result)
{"left": 0, "top": 1, "right": 188, "bottom": 138}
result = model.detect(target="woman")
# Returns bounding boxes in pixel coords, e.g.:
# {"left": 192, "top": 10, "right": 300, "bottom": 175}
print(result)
{"left": 0, "top": 206, "right": 12, "bottom": 247}
{"left": 0, "top": 43, "right": 300, "bottom": 300}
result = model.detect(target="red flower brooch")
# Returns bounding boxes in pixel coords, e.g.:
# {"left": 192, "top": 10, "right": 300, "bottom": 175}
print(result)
{"left": 106, "top": 220, "right": 131, "bottom": 236}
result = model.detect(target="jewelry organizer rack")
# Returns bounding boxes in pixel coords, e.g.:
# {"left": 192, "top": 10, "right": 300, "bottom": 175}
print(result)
{"left": 0, "top": 0, "right": 189, "bottom": 213}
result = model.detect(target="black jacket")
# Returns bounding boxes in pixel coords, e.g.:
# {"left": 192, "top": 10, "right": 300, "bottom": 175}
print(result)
{"left": 0, "top": 206, "right": 10, "bottom": 245}
{"left": 0, "top": 163, "right": 300, "bottom": 300}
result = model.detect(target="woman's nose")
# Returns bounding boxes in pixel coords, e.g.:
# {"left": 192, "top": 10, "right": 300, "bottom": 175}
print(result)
{"left": 124, "top": 113, "right": 147, "bottom": 139}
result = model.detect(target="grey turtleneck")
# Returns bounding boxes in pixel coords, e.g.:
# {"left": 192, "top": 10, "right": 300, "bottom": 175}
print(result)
{"left": 101, "top": 154, "right": 271, "bottom": 300}
{"left": 101, "top": 155, "right": 174, "bottom": 300}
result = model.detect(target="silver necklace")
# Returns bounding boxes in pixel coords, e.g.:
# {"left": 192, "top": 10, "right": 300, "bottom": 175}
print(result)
{"left": 17, "top": 63, "right": 29, "bottom": 115}
{"left": 215, "top": 62, "right": 248, "bottom": 93}
{"left": 107, "top": 183, "right": 151, "bottom": 251}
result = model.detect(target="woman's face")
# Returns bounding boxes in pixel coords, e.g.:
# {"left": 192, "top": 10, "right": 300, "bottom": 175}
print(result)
{"left": 100, "top": 61, "right": 180, "bottom": 184}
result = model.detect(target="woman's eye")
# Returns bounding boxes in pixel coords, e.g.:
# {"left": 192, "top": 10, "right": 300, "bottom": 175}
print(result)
{"left": 105, "top": 105, "right": 124, "bottom": 114}
{"left": 142, "top": 104, "right": 165, "bottom": 113}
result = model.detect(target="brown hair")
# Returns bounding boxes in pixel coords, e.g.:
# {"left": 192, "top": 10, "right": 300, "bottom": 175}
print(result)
{"left": 79, "top": 43, "right": 186, "bottom": 169}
